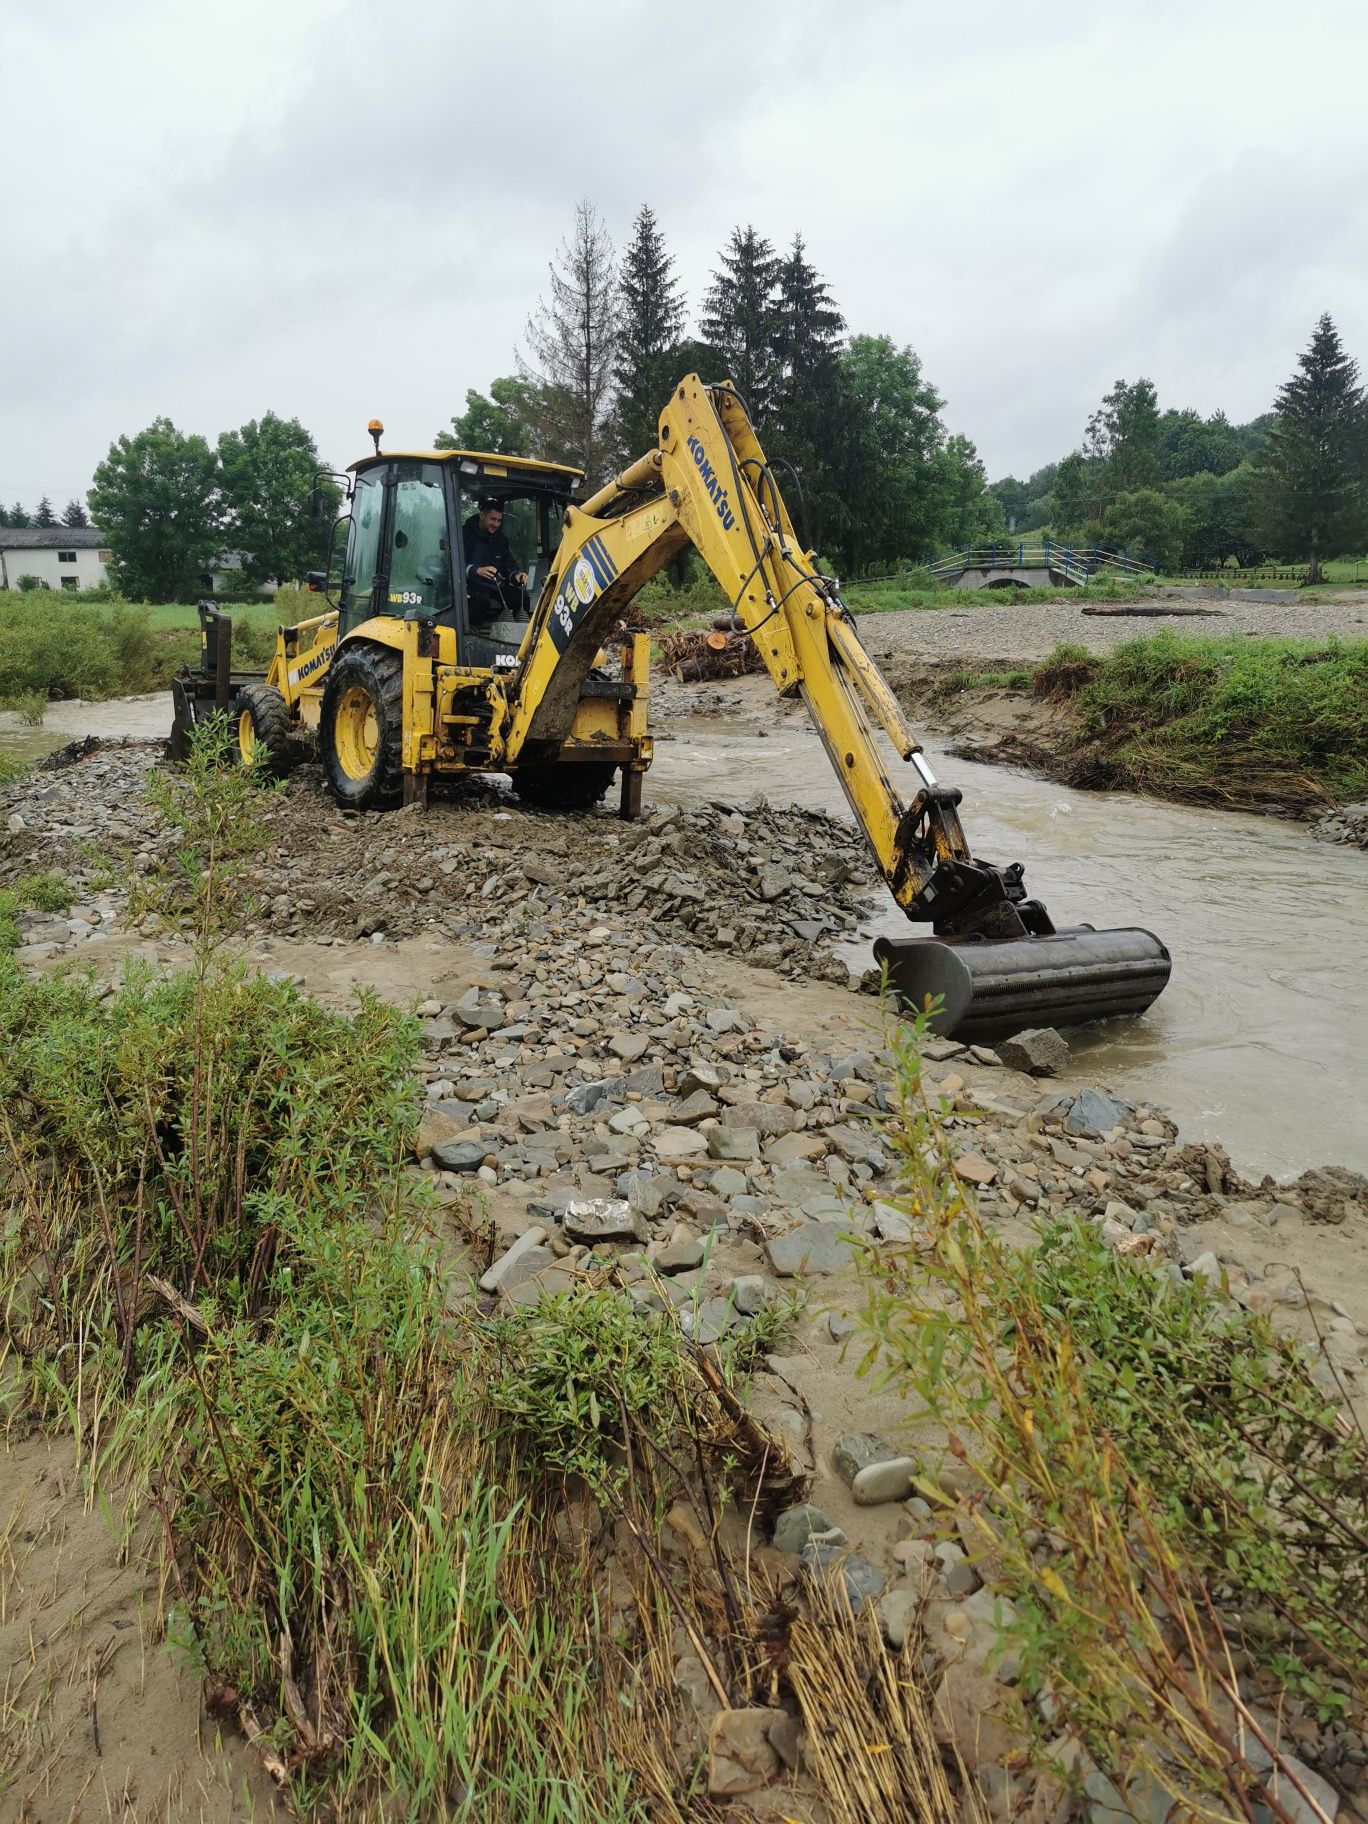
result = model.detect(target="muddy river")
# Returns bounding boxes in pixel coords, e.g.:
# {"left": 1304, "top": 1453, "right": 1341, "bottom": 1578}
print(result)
{"left": 655, "top": 710, "right": 1368, "bottom": 1181}
{"left": 3, "top": 691, "right": 1365, "bottom": 1179}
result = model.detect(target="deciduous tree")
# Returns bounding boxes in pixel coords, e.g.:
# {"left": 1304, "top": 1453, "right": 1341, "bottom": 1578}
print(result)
{"left": 437, "top": 376, "right": 539, "bottom": 457}
{"left": 828, "top": 334, "right": 946, "bottom": 570}
{"left": 1105, "top": 487, "right": 1188, "bottom": 572}
{"left": 89, "top": 418, "right": 221, "bottom": 602}
{"left": 1085, "top": 377, "right": 1161, "bottom": 497}
{"left": 521, "top": 198, "right": 619, "bottom": 481}
{"left": 217, "top": 412, "right": 330, "bottom": 588}
{"left": 1252, "top": 314, "right": 1368, "bottom": 582}
{"left": 612, "top": 205, "right": 686, "bottom": 465}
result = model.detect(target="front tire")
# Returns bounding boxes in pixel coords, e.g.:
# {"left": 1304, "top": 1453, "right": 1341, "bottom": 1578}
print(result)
{"left": 513, "top": 760, "right": 615, "bottom": 811}
{"left": 235, "top": 683, "right": 293, "bottom": 776}
{"left": 321, "top": 644, "right": 405, "bottom": 810}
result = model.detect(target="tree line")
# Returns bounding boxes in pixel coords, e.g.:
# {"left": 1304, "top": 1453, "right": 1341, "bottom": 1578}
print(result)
{"left": 439, "top": 200, "right": 1001, "bottom": 573}
{"left": 1, "top": 496, "right": 90, "bottom": 529}
{"left": 989, "top": 314, "right": 1368, "bottom": 581}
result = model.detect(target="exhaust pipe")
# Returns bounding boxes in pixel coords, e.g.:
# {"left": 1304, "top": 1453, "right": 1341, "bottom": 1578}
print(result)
{"left": 873, "top": 926, "right": 1171, "bottom": 1042}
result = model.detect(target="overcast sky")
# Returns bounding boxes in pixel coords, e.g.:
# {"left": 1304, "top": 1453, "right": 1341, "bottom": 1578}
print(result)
{"left": 3, "top": 0, "right": 1366, "bottom": 508}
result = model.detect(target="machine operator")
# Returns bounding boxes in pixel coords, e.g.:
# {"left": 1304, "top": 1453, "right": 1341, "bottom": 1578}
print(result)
{"left": 463, "top": 497, "right": 529, "bottom": 622}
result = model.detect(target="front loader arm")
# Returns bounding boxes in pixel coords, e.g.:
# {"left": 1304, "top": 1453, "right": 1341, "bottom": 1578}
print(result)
{"left": 505, "top": 375, "right": 1046, "bottom": 941}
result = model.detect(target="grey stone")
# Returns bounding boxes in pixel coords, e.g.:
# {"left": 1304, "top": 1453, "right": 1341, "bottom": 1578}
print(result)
{"left": 452, "top": 988, "right": 505, "bottom": 1030}
{"left": 878, "top": 1588, "right": 919, "bottom": 1649}
{"left": 609, "top": 1031, "right": 650, "bottom": 1062}
{"left": 1065, "top": 1088, "right": 1133, "bottom": 1137}
{"left": 563, "top": 1198, "right": 646, "bottom": 1243}
{"left": 800, "top": 1540, "right": 886, "bottom": 1606}
{"left": 707, "top": 1166, "right": 749, "bottom": 1197}
{"left": 706, "top": 1126, "right": 760, "bottom": 1162}
{"left": 852, "top": 1455, "right": 917, "bottom": 1505}
{"left": 668, "top": 1090, "right": 718, "bottom": 1124}
{"left": 655, "top": 1238, "right": 705, "bottom": 1275}
{"left": 478, "top": 1225, "right": 549, "bottom": 1292}
{"left": 563, "top": 1076, "right": 624, "bottom": 1116}
{"left": 689, "top": 1296, "right": 740, "bottom": 1344}
{"left": 432, "top": 1139, "right": 487, "bottom": 1172}
{"left": 765, "top": 1222, "right": 855, "bottom": 1277}
{"left": 832, "top": 1431, "right": 896, "bottom": 1486}
{"left": 996, "top": 1027, "right": 1070, "bottom": 1077}
{"left": 772, "top": 1504, "right": 845, "bottom": 1554}
{"left": 729, "top": 1274, "right": 772, "bottom": 1316}
{"left": 1185, "top": 1251, "right": 1223, "bottom": 1284}
{"left": 1262, "top": 1753, "right": 1341, "bottom": 1824}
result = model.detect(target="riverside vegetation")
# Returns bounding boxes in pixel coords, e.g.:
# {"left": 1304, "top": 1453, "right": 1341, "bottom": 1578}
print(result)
{"left": 940, "top": 632, "right": 1368, "bottom": 812}
{"left": 2, "top": 725, "right": 1365, "bottom": 1820}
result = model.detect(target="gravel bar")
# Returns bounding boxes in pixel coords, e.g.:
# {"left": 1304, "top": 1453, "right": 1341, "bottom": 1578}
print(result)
{"left": 856, "top": 592, "right": 1368, "bottom": 668}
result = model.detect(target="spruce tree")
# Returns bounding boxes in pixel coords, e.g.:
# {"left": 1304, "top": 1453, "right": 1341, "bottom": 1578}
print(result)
{"left": 33, "top": 495, "right": 57, "bottom": 528}
{"left": 771, "top": 235, "right": 845, "bottom": 548}
{"left": 521, "top": 198, "right": 619, "bottom": 482}
{"left": 6, "top": 502, "right": 27, "bottom": 529}
{"left": 61, "top": 497, "right": 89, "bottom": 527}
{"left": 1253, "top": 314, "right": 1368, "bottom": 582}
{"left": 612, "top": 205, "right": 686, "bottom": 464}
{"left": 700, "top": 226, "right": 781, "bottom": 423}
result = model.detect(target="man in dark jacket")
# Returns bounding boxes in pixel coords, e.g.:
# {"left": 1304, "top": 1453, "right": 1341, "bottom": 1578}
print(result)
{"left": 463, "top": 498, "right": 528, "bottom": 621}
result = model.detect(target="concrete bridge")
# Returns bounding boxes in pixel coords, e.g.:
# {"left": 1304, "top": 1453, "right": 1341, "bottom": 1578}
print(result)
{"left": 926, "top": 540, "right": 1154, "bottom": 591}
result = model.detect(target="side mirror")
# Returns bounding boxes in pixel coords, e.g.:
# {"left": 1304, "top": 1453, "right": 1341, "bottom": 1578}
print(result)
{"left": 305, "top": 570, "right": 326, "bottom": 593}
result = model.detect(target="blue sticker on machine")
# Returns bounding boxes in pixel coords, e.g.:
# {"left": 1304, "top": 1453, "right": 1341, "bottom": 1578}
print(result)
{"left": 547, "top": 534, "right": 619, "bottom": 652}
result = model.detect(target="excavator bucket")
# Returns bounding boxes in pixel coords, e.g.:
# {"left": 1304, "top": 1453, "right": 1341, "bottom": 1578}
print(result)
{"left": 873, "top": 926, "right": 1171, "bottom": 1043}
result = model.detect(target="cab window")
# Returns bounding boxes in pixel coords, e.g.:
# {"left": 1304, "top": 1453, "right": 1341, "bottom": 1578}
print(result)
{"left": 343, "top": 471, "right": 384, "bottom": 625}
{"left": 388, "top": 462, "right": 452, "bottom": 614}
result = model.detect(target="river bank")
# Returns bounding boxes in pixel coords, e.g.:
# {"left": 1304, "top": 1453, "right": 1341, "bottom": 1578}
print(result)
{"left": 3, "top": 717, "right": 1366, "bottom": 1819}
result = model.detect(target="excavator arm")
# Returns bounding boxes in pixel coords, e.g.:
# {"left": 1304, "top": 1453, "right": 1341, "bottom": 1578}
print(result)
{"left": 503, "top": 375, "right": 1170, "bottom": 1038}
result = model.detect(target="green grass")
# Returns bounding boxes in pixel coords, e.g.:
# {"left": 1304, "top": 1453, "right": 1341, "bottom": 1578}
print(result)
{"left": 1035, "top": 632, "right": 1368, "bottom": 807}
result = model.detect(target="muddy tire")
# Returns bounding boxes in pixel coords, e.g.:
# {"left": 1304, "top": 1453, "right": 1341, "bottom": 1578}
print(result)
{"left": 513, "top": 761, "right": 615, "bottom": 812}
{"left": 321, "top": 643, "right": 405, "bottom": 811}
{"left": 234, "top": 683, "right": 293, "bottom": 776}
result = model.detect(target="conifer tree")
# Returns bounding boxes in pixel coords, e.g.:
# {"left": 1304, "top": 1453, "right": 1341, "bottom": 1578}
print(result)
{"left": 612, "top": 205, "right": 686, "bottom": 463}
{"left": 33, "top": 495, "right": 57, "bottom": 528}
{"left": 771, "top": 235, "right": 846, "bottom": 547}
{"left": 521, "top": 199, "right": 619, "bottom": 482}
{"left": 61, "top": 497, "right": 89, "bottom": 527}
{"left": 700, "top": 226, "right": 782, "bottom": 422}
{"left": 6, "top": 502, "right": 27, "bottom": 529}
{"left": 1253, "top": 314, "right": 1368, "bottom": 582}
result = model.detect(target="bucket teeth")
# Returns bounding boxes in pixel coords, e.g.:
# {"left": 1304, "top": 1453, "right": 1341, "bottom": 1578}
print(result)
{"left": 873, "top": 927, "right": 1172, "bottom": 1042}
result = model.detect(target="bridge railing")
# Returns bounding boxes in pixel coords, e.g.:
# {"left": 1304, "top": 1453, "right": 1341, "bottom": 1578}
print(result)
{"left": 923, "top": 541, "right": 1156, "bottom": 585}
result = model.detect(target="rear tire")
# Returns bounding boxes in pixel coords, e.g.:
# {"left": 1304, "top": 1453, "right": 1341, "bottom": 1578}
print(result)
{"left": 513, "top": 761, "right": 615, "bottom": 811}
{"left": 321, "top": 644, "right": 405, "bottom": 810}
{"left": 235, "top": 683, "right": 293, "bottom": 776}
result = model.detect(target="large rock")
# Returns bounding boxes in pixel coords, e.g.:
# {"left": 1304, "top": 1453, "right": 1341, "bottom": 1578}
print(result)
{"left": 852, "top": 1455, "right": 917, "bottom": 1506}
{"left": 478, "top": 1225, "right": 549, "bottom": 1293}
{"left": 432, "top": 1139, "right": 487, "bottom": 1173}
{"left": 765, "top": 1222, "right": 856, "bottom": 1277}
{"left": 996, "top": 1027, "right": 1069, "bottom": 1077}
{"left": 562, "top": 1198, "right": 646, "bottom": 1243}
{"left": 771, "top": 1504, "right": 844, "bottom": 1554}
{"left": 452, "top": 987, "right": 505, "bottom": 1031}
{"left": 932, "top": 1663, "right": 1027, "bottom": 1771}
{"left": 1064, "top": 1088, "right": 1133, "bottom": 1137}
{"left": 800, "top": 1540, "right": 886, "bottom": 1606}
{"left": 652, "top": 1126, "right": 711, "bottom": 1161}
{"left": 707, "top": 1707, "right": 783, "bottom": 1796}
{"left": 706, "top": 1126, "right": 760, "bottom": 1162}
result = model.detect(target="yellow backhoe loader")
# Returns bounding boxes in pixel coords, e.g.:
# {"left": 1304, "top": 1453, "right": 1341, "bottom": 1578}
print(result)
{"left": 170, "top": 376, "right": 1170, "bottom": 1038}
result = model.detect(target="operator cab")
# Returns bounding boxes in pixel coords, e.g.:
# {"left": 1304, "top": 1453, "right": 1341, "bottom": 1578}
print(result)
{"left": 332, "top": 444, "right": 583, "bottom": 670}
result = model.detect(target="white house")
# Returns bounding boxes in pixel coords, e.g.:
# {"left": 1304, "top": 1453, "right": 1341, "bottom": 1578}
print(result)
{"left": 0, "top": 526, "right": 110, "bottom": 591}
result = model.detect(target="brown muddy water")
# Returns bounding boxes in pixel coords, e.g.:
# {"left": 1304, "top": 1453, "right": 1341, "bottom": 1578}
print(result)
{"left": 654, "top": 714, "right": 1368, "bottom": 1181}
{"left": 3, "top": 693, "right": 1365, "bottom": 1179}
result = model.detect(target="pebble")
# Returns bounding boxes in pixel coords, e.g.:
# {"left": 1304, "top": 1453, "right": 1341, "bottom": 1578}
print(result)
{"left": 852, "top": 1455, "right": 918, "bottom": 1506}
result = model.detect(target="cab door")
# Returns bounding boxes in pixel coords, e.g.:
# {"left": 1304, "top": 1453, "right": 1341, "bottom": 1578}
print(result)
{"left": 386, "top": 462, "right": 456, "bottom": 621}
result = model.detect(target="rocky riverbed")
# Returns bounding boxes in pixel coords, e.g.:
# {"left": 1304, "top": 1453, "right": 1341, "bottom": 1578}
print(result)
{"left": 4, "top": 733, "right": 1368, "bottom": 1819}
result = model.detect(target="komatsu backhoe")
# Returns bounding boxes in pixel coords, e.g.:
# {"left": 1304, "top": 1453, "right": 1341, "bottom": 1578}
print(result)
{"left": 170, "top": 375, "right": 1170, "bottom": 1038}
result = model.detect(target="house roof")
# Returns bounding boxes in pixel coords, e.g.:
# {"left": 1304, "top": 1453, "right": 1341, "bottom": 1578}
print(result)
{"left": 0, "top": 526, "right": 106, "bottom": 549}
